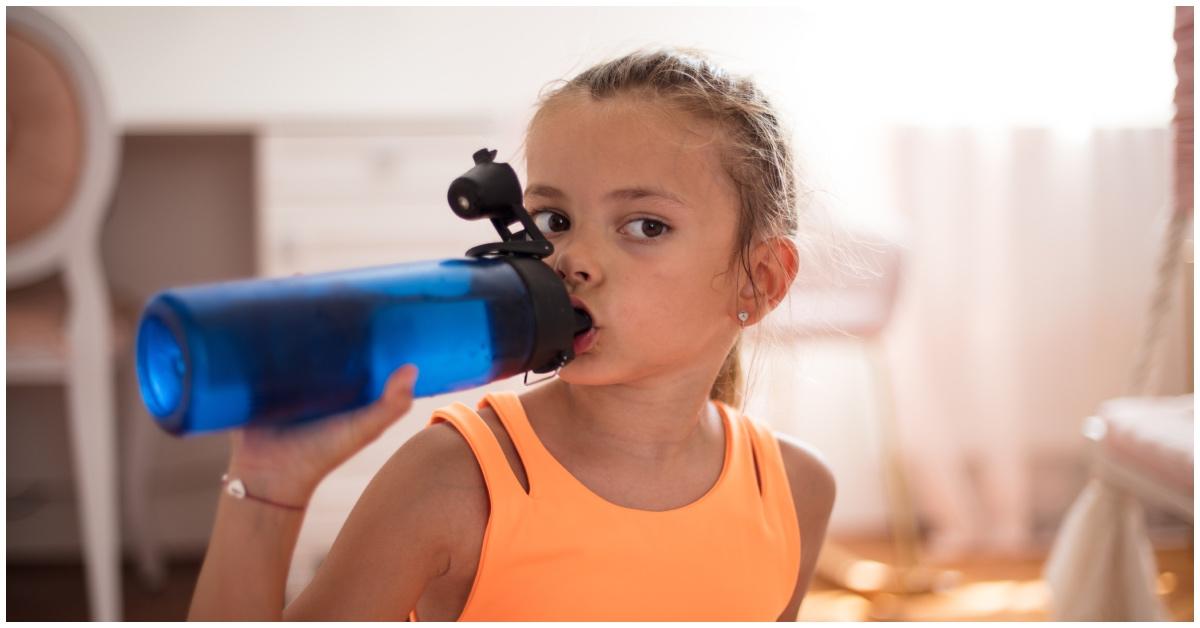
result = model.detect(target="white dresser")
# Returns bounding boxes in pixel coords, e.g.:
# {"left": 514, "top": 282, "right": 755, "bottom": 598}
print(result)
{"left": 255, "top": 122, "right": 508, "bottom": 277}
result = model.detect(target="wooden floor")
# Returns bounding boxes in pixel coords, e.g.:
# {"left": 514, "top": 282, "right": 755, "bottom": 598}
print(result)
{"left": 7, "top": 537, "right": 1194, "bottom": 621}
{"left": 799, "top": 536, "right": 1194, "bottom": 622}
{"left": 7, "top": 558, "right": 203, "bottom": 622}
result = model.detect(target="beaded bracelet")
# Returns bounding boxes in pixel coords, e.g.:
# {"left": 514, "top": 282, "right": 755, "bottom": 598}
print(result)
{"left": 220, "top": 473, "right": 306, "bottom": 512}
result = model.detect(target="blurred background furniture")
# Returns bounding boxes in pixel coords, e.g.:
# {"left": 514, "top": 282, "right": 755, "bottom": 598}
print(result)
{"left": 1043, "top": 395, "right": 1193, "bottom": 620}
{"left": 7, "top": 7, "right": 124, "bottom": 621}
{"left": 748, "top": 224, "right": 961, "bottom": 606}
{"left": 1042, "top": 7, "right": 1193, "bottom": 622}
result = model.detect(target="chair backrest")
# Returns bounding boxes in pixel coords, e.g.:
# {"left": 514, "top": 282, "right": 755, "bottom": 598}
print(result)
{"left": 7, "top": 7, "right": 119, "bottom": 288}
{"left": 758, "top": 225, "right": 906, "bottom": 342}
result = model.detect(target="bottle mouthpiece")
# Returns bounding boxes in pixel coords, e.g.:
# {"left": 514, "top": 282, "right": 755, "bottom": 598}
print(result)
{"left": 573, "top": 308, "right": 593, "bottom": 336}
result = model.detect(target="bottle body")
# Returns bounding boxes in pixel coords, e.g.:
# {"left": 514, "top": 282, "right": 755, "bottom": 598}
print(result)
{"left": 137, "top": 258, "right": 535, "bottom": 435}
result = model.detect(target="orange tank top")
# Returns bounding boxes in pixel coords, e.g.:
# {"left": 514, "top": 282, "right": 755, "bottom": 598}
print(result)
{"left": 408, "top": 391, "right": 801, "bottom": 621}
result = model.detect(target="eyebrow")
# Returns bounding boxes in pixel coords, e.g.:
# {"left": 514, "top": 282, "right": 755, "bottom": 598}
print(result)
{"left": 524, "top": 184, "right": 687, "bottom": 208}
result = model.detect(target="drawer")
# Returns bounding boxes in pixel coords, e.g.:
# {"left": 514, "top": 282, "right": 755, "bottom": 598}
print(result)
{"left": 259, "top": 133, "right": 496, "bottom": 208}
{"left": 262, "top": 238, "right": 482, "bottom": 277}
{"left": 256, "top": 124, "right": 515, "bottom": 277}
{"left": 263, "top": 201, "right": 498, "bottom": 246}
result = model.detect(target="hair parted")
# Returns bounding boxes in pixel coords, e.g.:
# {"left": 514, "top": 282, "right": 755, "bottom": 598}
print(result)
{"left": 528, "top": 47, "right": 805, "bottom": 408}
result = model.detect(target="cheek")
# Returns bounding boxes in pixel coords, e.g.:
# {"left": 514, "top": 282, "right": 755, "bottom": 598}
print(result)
{"left": 611, "top": 260, "right": 727, "bottom": 335}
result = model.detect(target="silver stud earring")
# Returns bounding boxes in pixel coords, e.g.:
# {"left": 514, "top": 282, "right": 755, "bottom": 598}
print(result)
{"left": 737, "top": 311, "right": 749, "bottom": 324}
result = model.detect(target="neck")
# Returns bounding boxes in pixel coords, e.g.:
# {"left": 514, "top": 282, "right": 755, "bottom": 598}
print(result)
{"left": 545, "top": 367, "right": 724, "bottom": 463}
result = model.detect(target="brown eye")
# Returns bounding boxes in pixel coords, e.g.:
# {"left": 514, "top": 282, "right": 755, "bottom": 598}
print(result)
{"left": 532, "top": 210, "right": 570, "bottom": 233}
{"left": 641, "top": 220, "right": 665, "bottom": 237}
{"left": 625, "top": 218, "right": 670, "bottom": 240}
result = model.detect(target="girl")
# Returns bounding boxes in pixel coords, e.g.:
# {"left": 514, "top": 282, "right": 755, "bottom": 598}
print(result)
{"left": 189, "top": 48, "right": 835, "bottom": 621}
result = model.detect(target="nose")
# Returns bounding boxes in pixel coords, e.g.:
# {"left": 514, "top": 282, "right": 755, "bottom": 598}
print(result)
{"left": 551, "top": 246, "right": 595, "bottom": 287}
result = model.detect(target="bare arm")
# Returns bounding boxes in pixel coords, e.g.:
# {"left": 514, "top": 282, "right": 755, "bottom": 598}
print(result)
{"left": 188, "top": 464, "right": 313, "bottom": 620}
{"left": 187, "top": 365, "right": 421, "bottom": 620}
{"left": 281, "top": 422, "right": 469, "bottom": 620}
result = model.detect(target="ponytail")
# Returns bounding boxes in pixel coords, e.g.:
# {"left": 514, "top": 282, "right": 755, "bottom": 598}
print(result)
{"left": 709, "top": 337, "right": 743, "bottom": 407}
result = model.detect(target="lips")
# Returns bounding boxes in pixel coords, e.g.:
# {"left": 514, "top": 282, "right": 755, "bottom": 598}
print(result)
{"left": 567, "top": 296, "right": 597, "bottom": 355}
{"left": 573, "top": 326, "right": 598, "bottom": 355}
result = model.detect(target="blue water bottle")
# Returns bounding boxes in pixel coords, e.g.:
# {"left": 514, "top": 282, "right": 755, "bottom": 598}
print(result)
{"left": 136, "top": 149, "right": 592, "bottom": 436}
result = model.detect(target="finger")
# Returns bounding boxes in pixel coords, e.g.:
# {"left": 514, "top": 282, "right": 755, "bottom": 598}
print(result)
{"left": 383, "top": 364, "right": 419, "bottom": 405}
{"left": 352, "top": 365, "right": 419, "bottom": 440}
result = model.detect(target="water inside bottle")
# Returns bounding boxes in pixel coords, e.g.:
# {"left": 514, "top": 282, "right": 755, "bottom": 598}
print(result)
{"left": 138, "top": 258, "right": 534, "bottom": 434}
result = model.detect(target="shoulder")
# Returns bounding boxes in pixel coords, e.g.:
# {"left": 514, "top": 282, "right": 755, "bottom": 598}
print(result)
{"left": 772, "top": 430, "right": 836, "bottom": 513}
{"left": 763, "top": 428, "right": 836, "bottom": 620}
{"left": 375, "top": 403, "right": 527, "bottom": 552}
{"left": 385, "top": 407, "right": 515, "bottom": 538}
{"left": 345, "top": 410, "right": 503, "bottom": 573}
{"left": 356, "top": 417, "right": 490, "bottom": 555}
{"left": 740, "top": 412, "right": 836, "bottom": 509}
{"left": 282, "top": 413, "right": 490, "bottom": 619}
{"left": 392, "top": 404, "right": 515, "bottom": 491}
{"left": 380, "top": 412, "right": 484, "bottom": 494}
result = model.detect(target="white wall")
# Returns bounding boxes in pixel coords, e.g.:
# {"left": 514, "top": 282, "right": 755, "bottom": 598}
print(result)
{"left": 47, "top": 6, "right": 1175, "bottom": 126}
{"left": 47, "top": 6, "right": 828, "bottom": 129}
{"left": 47, "top": 5, "right": 1177, "bottom": 231}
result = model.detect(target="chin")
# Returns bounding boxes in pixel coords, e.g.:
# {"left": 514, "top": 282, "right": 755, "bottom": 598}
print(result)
{"left": 555, "top": 353, "right": 667, "bottom": 388}
{"left": 555, "top": 356, "right": 618, "bottom": 387}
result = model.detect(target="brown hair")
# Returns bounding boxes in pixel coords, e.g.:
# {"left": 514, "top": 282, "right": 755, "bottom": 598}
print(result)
{"left": 528, "top": 48, "right": 803, "bottom": 408}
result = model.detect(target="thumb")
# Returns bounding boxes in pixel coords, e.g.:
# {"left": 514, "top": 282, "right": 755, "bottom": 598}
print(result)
{"left": 385, "top": 364, "right": 419, "bottom": 404}
{"left": 349, "top": 364, "right": 419, "bottom": 442}
{"left": 378, "top": 364, "right": 419, "bottom": 421}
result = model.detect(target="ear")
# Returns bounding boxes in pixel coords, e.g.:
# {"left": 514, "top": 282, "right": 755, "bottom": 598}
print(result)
{"left": 737, "top": 236, "right": 799, "bottom": 325}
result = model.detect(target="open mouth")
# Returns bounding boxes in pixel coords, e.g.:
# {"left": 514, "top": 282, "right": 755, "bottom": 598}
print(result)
{"left": 572, "top": 325, "right": 598, "bottom": 354}
{"left": 569, "top": 296, "right": 595, "bottom": 337}
{"left": 573, "top": 308, "right": 593, "bottom": 336}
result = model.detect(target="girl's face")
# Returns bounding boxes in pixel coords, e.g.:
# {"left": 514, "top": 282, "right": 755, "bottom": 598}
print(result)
{"left": 524, "top": 93, "right": 744, "bottom": 386}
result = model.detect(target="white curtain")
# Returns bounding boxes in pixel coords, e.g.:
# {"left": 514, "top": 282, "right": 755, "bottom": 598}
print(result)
{"left": 881, "top": 126, "right": 1185, "bottom": 554}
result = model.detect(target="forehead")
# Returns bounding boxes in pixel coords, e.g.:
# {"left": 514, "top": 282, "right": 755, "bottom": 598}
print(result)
{"left": 525, "top": 93, "right": 736, "bottom": 206}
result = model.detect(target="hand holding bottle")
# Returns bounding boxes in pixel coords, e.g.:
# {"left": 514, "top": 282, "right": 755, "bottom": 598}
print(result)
{"left": 223, "top": 364, "right": 419, "bottom": 508}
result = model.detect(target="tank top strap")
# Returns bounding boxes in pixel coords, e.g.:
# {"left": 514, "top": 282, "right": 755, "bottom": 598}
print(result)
{"left": 710, "top": 399, "right": 753, "bottom": 487}
{"left": 427, "top": 401, "right": 528, "bottom": 506}
{"left": 742, "top": 415, "right": 802, "bottom": 566}
{"left": 740, "top": 416, "right": 788, "bottom": 501}
{"left": 477, "top": 391, "right": 562, "bottom": 493}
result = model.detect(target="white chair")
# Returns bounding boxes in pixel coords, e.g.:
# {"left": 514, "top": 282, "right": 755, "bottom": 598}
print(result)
{"left": 750, "top": 225, "right": 957, "bottom": 598}
{"left": 1043, "top": 394, "right": 1192, "bottom": 621}
{"left": 7, "top": 7, "right": 124, "bottom": 620}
